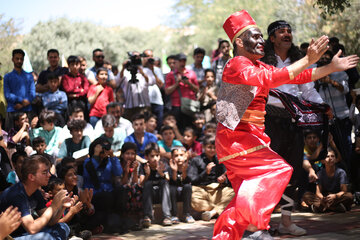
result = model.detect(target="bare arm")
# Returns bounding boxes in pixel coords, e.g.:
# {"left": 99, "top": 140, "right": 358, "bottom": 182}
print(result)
{"left": 87, "top": 85, "right": 104, "bottom": 104}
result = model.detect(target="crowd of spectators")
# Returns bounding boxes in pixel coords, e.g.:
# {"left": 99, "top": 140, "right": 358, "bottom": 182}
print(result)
{"left": 0, "top": 34, "right": 359, "bottom": 239}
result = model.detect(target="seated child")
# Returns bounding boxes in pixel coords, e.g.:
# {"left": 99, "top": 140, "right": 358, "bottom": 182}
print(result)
{"left": 30, "top": 110, "right": 62, "bottom": 157}
{"left": 145, "top": 114, "right": 161, "bottom": 140}
{"left": 198, "top": 69, "right": 218, "bottom": 122}
{"left": 32, "top": 136, "right": 56, "bottom": 174}
{"left": 182, "top": 127, "right": 202, "bottom": 159}
{"left": 187, "top": 135, "right": 234, "bottom": 221}
{"left": 302, "top": 147, "right": 353, "bottom": 213}
{"left": 100, "top": 114, "right": 126, "bottom": 153}
{"left": 168, "top": 146, "right": 194, "bottom": 224}
{"left": 162, "top": 112, "right": 183, "bottom": 141}
{"left": 157, "top": 125, "right": 183, "bottom": 160}
{"left": 58, "top": 119, "right": 91, "bottom": 164}
{"left": 192, "top": 112, "right": 206, "bottom": 140}
{"left": 7, "top": 112, "right": 30, "bottom": 150}
{"left": 87, "top": 67, "right": 114, "bottom": 128}
{"left": 6, "top": 151, "right": 27, "bottom": 185}
{"left": 139, "top": 142, "right": 172, "bottom": 227}
{"left": 41, "top": 73, "right": 68, "bottom": 127}
{"left": 197, "top": 122, "right": 216, "bottom": 145}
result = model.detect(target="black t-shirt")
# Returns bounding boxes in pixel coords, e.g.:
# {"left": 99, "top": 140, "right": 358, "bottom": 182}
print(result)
{"left": 139, "top": 161, "right": 169, "bottom": 185}
{"left": 38, "top": 66, "right": 68, "bottom": 85}
{"left": 0, "top": 182, "right": 46, "bottom": 236}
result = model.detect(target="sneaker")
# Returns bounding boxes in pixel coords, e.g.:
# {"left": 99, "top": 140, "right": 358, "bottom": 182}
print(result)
{"left": 201, "top": 211, "right": 213, "bottom": 221}
{"left": 242, "top": 230, "right": 274, "bottom": 240}
{"left": 184, "top": 215, "right": 195, "bottom": 223}
{"left": 143, "top": 216, "right": 152, "bottom": 228}
{"left": 163, "top": 217, "right": 172, "bottom": 226}
{"left": 278, "top": 223, "right": 307, "bottom": 236}
{"left": 171, "top": 216, "right": 180, "bottom": 224}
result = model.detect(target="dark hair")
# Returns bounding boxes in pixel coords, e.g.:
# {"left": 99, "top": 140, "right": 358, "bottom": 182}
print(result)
{"left": 92, "top": 48, "right": 103, "bottom": 56}
{"left": 120, "top": 142, "right": 137, "bottom": 156}
{"left": 89, "top": 137, "right": 111, "bottom": 157}
{"left": 131, "top": 113, "right": 145, "bottom": 123}
{"left": 13, "top": 112, "right": 26, "bottom": 122}
{"left": 67, "top": 119, "right": 87, "bottom": 132}
{"left": 57, "top": 165, "right": 76, "bottom": 180}
{"left": 106, "top": 102, "right": 122, "bottom": 112}
{"left": 20, "top": 155, "right": 50, "bottom": 182}
{"left": 193, "top": 47, "right": 206, "bottom": 56}
{"left": 102, "top": 114, "right": 116, "bottom": 128}
{"left": 183, "top": 127, "right": 196, "bottom": 137}
{"left": 204, "top": 122, "right": 216, "bottom": 130}
{"left": 261, "top": 38, "right": 302, "bottom": 66}
{"left": 170, "top": 146, "right": 186, "bottom": 155}
{"left": 204, "top": 68, "right": 215, "bottom": 76}
{"left": 39, "top": 110, "right": 56, "bottom": 124}
{"left": 144, "top": 142, "right": 160, "bottom": 156}
{"left": 12, "top": 49, "right": 25, "bottom": 57}
{"left": 303, "top": 128, "right": 320, "bottom": 139}
{"left": 329, "top": 37, "right": 339, "bottom": 45}
{"left": 203, "top": 134, "right": 216, "bottom": 146}
{"left": 112, "top": 65, "right": 118, "bottom": 73}
{"left": 67, "top": 55, "right": 80, "bottom": 65}
{"left": 326, "top": 146, "right": 337, "bottom": 158}
{"left": 48, "top": 178, "right": 64, "bottom": 191}
{"left": 47, "top": 49, "right": 59, "bottom": 56}
{"left": 104, "top": 60, "right": 111, "bottom": 66}
{"left": 145, "top": 114, "right": 157, "bottom": 122}
{"left": 32, "top": 136, "right": 46, "bottom": 147}
{"left": 11, "top": 151, "right": 27, "bottom": 165}
{"left": 160, "top": 125, "right": 175, "bottom": 135}
{"left": 78, "top": 56, "right": 86, "bottom": 62}
{"left": 163, "top": 112, "right": 176, "bottom": 121}
{"left": 194, "top": 112, "right": 205, "bottom": 121}
{"left": 218, "top": 40, "right": 230, "bottom": 49}
{"left": 47, "top": 73, "right": 58, "bottom": 81}
{"left": 69, "top": 102, "right": 85, "bottom": 115}
{"left": 96, "top": 67, "right": 108, "bottom": 75}
{"left": 332, "top": 44, "right": 346, "bottom": 55}
{"left": 61, "top": 157, "right": 76, "bottom": 167}
{"left": 300, "top": 42, "right": 309, "bottom": 49}
{"left": 166, "top": 55, "right": 177, "bottom": 62}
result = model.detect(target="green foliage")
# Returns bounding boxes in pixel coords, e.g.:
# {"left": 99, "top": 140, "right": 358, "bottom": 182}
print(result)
{"left": 315, "top": 0, "right": 351, "bottom": 18}
{"left": 0, "top": 14, "right": 21, "bottom": 76}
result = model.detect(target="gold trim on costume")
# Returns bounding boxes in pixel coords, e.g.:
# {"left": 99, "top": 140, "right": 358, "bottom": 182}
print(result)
{"left": 311, "top": 67, "right": 317, "bottom": 81}
{"left": 288, "top": 67, "right": 294, "bottom": 80}
{"left": 231, "top": 25, "right": 258, "bottom": 43}
{"left": 219, "top": 145, "right": 267, "bottom": 163}
{"left": 240, "top": 109, "right": 266, "bottom": 127}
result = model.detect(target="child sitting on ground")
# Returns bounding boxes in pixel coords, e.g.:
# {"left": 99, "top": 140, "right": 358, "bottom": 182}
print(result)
{"left": 6, "top": 151, "right": 27, "bottom": 185}
{"left": 192, "top": 112, "right": 206, "bottom": 140}
{"left": 87, "top": 67, "right": 114, "bottom": 128}
{"left": 197, "top": 122, "right": 217, "bottom": 145}
{"left": 168, "top": 146, "right": 194, "bottom": 224}
{"left": 162, "top": 113, "right": 183, "bottom": 141}
{"left": 157, "top": 125, "right": 183, "bottom": 160}
{"left": 41, "top": 73, "right": 68, "bottom": 127}
{"left": 30, "top": 109, "right": 62, "bottom": 158}
{"left": 182, "top": 127, "right": 202, "bottom": 159}
{"left": 140, "top": 142, "right": 172, "bottom": 227}
{"left": 32, "top": 136, "right": 56, "bottom": 174}
{"left": 100, "top": 114, "right": 126, "bottom": 153}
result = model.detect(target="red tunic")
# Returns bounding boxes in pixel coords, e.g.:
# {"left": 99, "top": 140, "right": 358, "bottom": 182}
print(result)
{"left": 213, "top": 56, "right": 313, "bottom": 239}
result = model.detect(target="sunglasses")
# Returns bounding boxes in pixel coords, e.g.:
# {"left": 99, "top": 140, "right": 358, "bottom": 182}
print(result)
{"left": 95, "top": 55, "right": 105, "bottom": 59}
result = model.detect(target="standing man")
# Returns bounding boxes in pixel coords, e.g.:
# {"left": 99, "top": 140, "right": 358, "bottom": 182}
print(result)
{"left": 0, "top": 155, "right": 73, "bottom": 239}
{"left": 213, "top": 10, "right": 358, "bottom": 240}
{"left": 189, "top": 47, "right": 206, "bottom": 86}
{"left": 4, "top": 49, "right": 36, "bottom": 130}
{"left": 86, "top": 48, "right": 116, "bottom": 88}
{"left": 211, "top": 40, "right": 231, "bottom": 87}
{"left": 36, "top": 49, "right": 68, "bottom": 93}
{"left": 261, "top": 20, "right": 326, "bottom": 236}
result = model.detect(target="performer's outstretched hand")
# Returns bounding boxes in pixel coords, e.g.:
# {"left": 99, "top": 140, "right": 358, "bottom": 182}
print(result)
{"left": 330, "top": 50, "right": 359, "bottom": 72}
{"left": 306, "top": 35, "right": 329, "bottom": 65}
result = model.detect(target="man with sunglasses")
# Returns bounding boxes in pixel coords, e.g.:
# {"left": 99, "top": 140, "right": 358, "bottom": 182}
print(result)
{"left": 86, "top": 49, "right": 116, "bottom": 88}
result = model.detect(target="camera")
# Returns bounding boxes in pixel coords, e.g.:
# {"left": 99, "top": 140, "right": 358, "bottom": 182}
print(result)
{"left": 125, "top": 51, "right": 142, "bottom": 83}
{"left": 181, "top": 76, "right": 188, "bottom": 81}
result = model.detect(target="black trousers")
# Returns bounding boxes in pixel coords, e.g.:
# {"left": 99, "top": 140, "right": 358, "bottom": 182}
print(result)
{"left": 142, "top": 179, "right": 171, "bottom": 219}
{"left": 169, "top": 183, "right": 192, "bottom": 217}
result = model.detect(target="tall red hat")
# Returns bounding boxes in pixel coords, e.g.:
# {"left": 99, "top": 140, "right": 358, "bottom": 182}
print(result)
{"left": 223, "top": 10, "right": 257, "bottom": 44}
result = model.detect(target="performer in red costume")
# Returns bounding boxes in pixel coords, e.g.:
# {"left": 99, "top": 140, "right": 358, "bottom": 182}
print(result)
{"left": 213, "top": 10, "right": 359, "bottom": 240}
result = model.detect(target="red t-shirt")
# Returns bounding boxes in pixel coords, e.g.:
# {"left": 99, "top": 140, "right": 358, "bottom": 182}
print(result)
{"left": 87, "top": 84, "right": 114, "bottom": 117}
{"left": 186, "top": 140, "right": 202, "bottom": 156}
{"left": 61, "top": 73, "right": 89, "bottom": 96}
{"left": 165, "top": 69, "right": 199, "bottom": 107}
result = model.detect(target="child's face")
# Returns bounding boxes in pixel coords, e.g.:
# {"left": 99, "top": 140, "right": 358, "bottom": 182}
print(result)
{"left": 323, "top": 150, "right": 336, "bottom": 166}
{"left": 162, "top": 129, "right": 175, "bottom": 144}
{"left": 71, "top": 129, "right": 83, "bottom": 142}
{"left": 204, "top": 127, "right": 216, "bottom": 136}
{"left": 145, "top": 150, "right": 160, "bottom": 168}
{"left": 51, "top": 183, "right": 65, "bottom": 197}
{"left": 172, "top": 149, "right": 186, "bottom": 166}
{"left": 15, "top": 156, "right": 25, "bottom": 173}
{"left": 80, "top": 60, "right": 87, "bottom": 74}
{"left": 123, "top": 149, "right": 136, "bottom": 163}
{"left": 146, "top": 117, "right": 157, "bottom": 133}
{"left": 204, "top": 144, "right": 216, "bottom": 159}
{"left": 70, "top": 111, "right": 84, "bottom": 121}
{"left": 97, "top": 70, "right": 108, "bottom": 85}
{"left": 194, "top": 118, "right": 205, "bottom": 129}
{"left": 34, "top": 142, "right": 47, "bottom": 154}
{"left": 304, "top": 133, "right": 319, "bottom": 149}
{"left": 132, "top": 119, "right": 145, "bottom": 134}
{"left": 183, "top": 130, "right": 195, "bottom": 146}
{"left": 104, "top": 126, "right": 114, "bottom": 138}
{"left": 15, "top": 113, "right": 28, "bottom": 128}
{"left": 193, "top": 53, "right": 204, "bottom": 65}
{"left": 41, "top": 121, "right": 54, "bottom": 132}
{"left": 48, "top": 78, "right": 59, "bottom": 93}
{"left": 205, "top": 72, "right": 215, "bottom": 86}
{"left": 163, "top": 115, "right": 176, "bottom": 126}
{"left": 69, "top": 62, "right": 80, "bottom": 75}
{"left": 65, "top": 168, "right": 78, "bottom": 188}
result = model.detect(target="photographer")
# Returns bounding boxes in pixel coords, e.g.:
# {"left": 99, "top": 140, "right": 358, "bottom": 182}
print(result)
{"left": 119, "top": 51, "right": 154, "bottom": 120}
{"left": 165, "top": 53, "right": 199, "bottom": 131}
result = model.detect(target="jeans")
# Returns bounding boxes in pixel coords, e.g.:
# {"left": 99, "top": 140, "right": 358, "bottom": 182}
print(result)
{"left": 169, "top": 183, "right": 192, "bottom": 216}
{"left": 14, "top": 223, "right": 70, "bottom": 240}
{"left": 143, "top": 179, "right": 171, "bottom": 219}
{"left": 89, "top": 116, "right": 100, "bottom": 128}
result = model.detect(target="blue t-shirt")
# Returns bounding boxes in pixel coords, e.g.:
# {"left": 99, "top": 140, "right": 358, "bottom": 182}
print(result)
{"left": 0, "top": 182, "right": 46, "bottom": 236}
{"left": 157, "top": 139, "right": 183, "bottom": 152}
{"left": 317, "top": 167, "right": 348, "bottom": 195}
{"left": 124, "top": 132, "right": 157, "bottom": 158}
{"left": 83, "top": 157, "right": 123, "bottom": 194}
